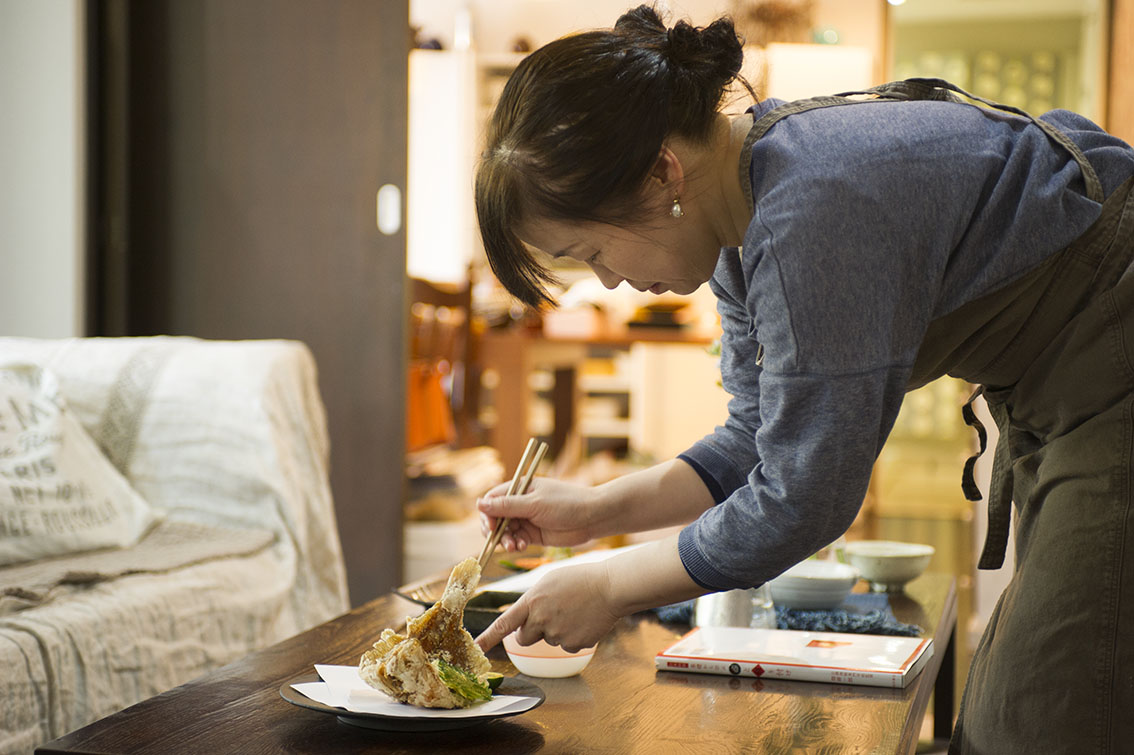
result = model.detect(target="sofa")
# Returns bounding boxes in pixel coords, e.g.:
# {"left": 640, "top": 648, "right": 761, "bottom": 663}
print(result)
{"left": 0, "top": 336, "right": 350, "bottom": 755}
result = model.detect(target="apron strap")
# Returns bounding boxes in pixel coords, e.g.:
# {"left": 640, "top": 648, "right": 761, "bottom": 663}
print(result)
{"left": 961, "top": 386, "right": 1015, "bottom": 570}
{"left": 740, "top": 77, "right": 1105, "bottom": 212}
{"left": 857, "top": 78, "right": 1105, "bottom": 204}
{"left": 739, "top": 92, "right": 911, "bottom": 211}
{"left": 960, "top": 386, "right": 988, "bottom": 502}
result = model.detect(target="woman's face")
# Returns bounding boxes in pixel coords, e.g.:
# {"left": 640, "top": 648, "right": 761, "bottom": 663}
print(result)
{"left": 517, "top": 211, "right": 721, "bottom": 296}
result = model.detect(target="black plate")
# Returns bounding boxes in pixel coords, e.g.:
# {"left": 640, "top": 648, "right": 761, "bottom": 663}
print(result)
{"left": 280, "top": 673, "right": 545, "bottom": 732}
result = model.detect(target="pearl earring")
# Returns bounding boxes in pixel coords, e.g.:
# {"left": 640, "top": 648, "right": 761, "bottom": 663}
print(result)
{"left": 671, "top": 196, "right": 684, "bottom": 218}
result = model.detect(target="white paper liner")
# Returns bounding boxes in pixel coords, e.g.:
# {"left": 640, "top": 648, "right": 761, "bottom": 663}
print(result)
{"left": 290, "top": 665, "right": 539, "bottom": 718}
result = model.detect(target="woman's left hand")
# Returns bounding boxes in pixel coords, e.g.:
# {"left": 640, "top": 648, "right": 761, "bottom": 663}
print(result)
{"left": 476, "top": 560, "right": 619, "bottom": 653}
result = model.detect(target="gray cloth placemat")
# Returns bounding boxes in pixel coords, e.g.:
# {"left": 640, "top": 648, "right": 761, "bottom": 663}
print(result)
{"left": 654, "top": 593, "right": 922, "bottom": 636}
{"left": 0, "top": 519, "right": 276, "bottom": 613}
{"left": 774, "top": 594, "right": 922, "bottom": 636}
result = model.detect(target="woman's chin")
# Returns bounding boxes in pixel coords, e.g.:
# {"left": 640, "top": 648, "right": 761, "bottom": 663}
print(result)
{"left": 659, "top": 282, "right": 701, "bottom": 296}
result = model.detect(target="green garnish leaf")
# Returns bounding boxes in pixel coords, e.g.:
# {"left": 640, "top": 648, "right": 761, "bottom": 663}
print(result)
{"left": 434, "top": 659, "right": 492, "bottom": 703}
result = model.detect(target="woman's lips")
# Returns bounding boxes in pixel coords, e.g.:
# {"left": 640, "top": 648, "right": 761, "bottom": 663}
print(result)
{"left": 649, "top": 283, "right": 667, "bottom": 294}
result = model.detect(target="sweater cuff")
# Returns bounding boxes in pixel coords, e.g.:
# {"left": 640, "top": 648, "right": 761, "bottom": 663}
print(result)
{"left": 678, "top": 525, "right": 748, "bottom": 591}
{"left": 678, "top": 442, "right": 749, "bottom": 503}
{"left": 676, "top": 453, "right": 726, "bottom": 503}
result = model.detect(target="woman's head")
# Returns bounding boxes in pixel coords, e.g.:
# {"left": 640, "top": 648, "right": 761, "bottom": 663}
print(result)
{"left": 476, "top": 4, "right": 748, "bottom": 307}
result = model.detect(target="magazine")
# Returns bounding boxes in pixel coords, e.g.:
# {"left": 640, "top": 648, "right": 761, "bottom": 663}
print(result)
{"left": 655, "top": 626, "right": 933, "bottom": 689}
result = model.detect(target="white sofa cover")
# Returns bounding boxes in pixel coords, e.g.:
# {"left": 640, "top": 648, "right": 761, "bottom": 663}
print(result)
{"left": 0, "top": 336, "right": 349, "bottom": 754}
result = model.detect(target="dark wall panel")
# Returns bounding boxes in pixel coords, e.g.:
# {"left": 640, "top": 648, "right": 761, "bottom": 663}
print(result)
{"left": 92, "top": 0, "right": 409, "bottom": 604}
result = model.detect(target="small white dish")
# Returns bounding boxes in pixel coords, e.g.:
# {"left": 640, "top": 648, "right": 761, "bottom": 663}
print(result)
{"left": 844, "top": 540, "right": 935, "bottom": 593}
{"left": 768, "top": 559, "right": 859, "bottom": 610}
{"left": 503, "top": 633, "right": 596, "bottom": 678}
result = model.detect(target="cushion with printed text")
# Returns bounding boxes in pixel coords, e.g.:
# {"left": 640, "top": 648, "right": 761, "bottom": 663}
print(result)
{"left": 0, "top": 364, "right": 160, "bottom": 566}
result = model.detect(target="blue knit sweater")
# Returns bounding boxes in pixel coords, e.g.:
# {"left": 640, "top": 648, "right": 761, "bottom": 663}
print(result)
{"left": 677, "top": 96, "right": 1134, "bottom": 590}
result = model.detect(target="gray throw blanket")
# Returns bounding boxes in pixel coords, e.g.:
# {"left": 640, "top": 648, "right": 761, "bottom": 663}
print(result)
{"left": 0, "top": 520, "right": 275, "bottom": 614}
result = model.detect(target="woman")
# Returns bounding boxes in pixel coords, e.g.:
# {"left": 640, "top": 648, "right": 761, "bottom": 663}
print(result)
{"left": 473, "top": 6, "right": 1134, "bottom": 752}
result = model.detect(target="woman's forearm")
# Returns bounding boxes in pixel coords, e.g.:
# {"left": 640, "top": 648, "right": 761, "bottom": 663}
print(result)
{"left": 604, "top": 532, "right": 707, "bottom": 614}
{"left": 590, "top": 457, "right": 716, "bottom": 539}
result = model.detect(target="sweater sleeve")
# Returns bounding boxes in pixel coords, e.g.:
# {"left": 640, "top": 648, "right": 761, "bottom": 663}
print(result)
{"left": 677, "top": 249, "right": 763, "bottom": 506}
{"left": 678, "top": 366, "right": 909, "bottom": 589}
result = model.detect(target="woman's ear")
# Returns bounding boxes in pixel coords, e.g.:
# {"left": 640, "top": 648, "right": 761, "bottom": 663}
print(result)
{"left": 651, "top": 146, "right": 685, "bottom": 195}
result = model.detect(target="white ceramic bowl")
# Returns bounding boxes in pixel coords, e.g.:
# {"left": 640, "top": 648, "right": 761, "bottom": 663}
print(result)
{"left": 768, "top": 559, "right": 859, "bottom": 610}
{"left": 844, "top": 540, "right": 935, "bottom": 592}
{"left": 503, "top": 633, "right": 596, "bottom": 678}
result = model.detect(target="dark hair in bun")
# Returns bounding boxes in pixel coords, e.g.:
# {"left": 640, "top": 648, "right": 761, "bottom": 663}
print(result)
{"left": 615, "top": 5, "right": 746, "bottom": 140}
{"left": 476, "top": 4, "right": 751, "bottom": 308}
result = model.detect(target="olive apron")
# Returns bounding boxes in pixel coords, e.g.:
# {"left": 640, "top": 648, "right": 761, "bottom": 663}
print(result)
{"left": 743, "top": 78, "right": 1134, "bottom": 753}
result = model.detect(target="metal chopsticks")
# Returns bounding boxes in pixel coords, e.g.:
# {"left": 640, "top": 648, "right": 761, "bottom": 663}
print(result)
{"left": 477, "top": 438, "right": 548, "bottom": 570}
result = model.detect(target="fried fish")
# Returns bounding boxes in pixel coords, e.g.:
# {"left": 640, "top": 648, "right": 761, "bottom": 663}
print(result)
{"left": 359, "top": 557, "right": 492, "bottom": 708}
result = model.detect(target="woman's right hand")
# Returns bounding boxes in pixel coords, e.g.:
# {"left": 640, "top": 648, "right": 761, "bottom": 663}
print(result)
{"left": 476, "top": 477, "right": 606, "bottom": 552}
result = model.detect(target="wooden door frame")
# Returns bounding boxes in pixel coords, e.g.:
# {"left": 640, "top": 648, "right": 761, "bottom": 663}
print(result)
{"left": 1109, "top": 0, "right": 1133, "bottom": 142}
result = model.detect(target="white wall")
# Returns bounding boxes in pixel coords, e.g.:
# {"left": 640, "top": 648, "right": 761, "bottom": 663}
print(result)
{"left": 629, "top": 342, "right": 731, "bottom": 463}
{"left": 407, "top": 49, "right": 478, "bottom": 284}
{"left": 0, "top": 0, "right": 85, "bottom": 337}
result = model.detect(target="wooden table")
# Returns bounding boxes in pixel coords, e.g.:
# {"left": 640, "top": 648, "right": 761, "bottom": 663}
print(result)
{"left": 37, "top": 571, "right": 956, "bottom": 754}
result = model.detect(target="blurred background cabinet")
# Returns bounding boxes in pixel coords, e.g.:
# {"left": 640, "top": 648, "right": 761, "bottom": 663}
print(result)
{"left": 890, "top": 0, "right": 1109, "bottom": 121}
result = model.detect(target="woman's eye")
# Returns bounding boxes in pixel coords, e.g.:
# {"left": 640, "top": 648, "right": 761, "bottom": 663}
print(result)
{"left": 587, "top": 251, "right": 601, "bottom": 264}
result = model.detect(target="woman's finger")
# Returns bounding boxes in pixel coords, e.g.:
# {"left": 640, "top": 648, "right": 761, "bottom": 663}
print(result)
{"left": 477, "top": 490, "right": 538, "bottom": 521}
{"left": 476, "top": 598, "right": 531, "bottom": 652}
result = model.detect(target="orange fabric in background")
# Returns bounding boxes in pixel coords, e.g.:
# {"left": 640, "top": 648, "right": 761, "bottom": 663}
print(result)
{"left": 406, "top": 359, "right": 456, "bottom": 452}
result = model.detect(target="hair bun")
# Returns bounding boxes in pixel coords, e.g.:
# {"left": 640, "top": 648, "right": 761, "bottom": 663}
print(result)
{"left": 615, "top": 5, "right": 743, "bottom": 84}
{"left": 665, "top": 21, "right": 699, "bottom": 57}
{"left": 614, "top": 4, "right": 666, "bottom": 37}
{"left": 661, "top": 17, "right": 745, "bottom": 104}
